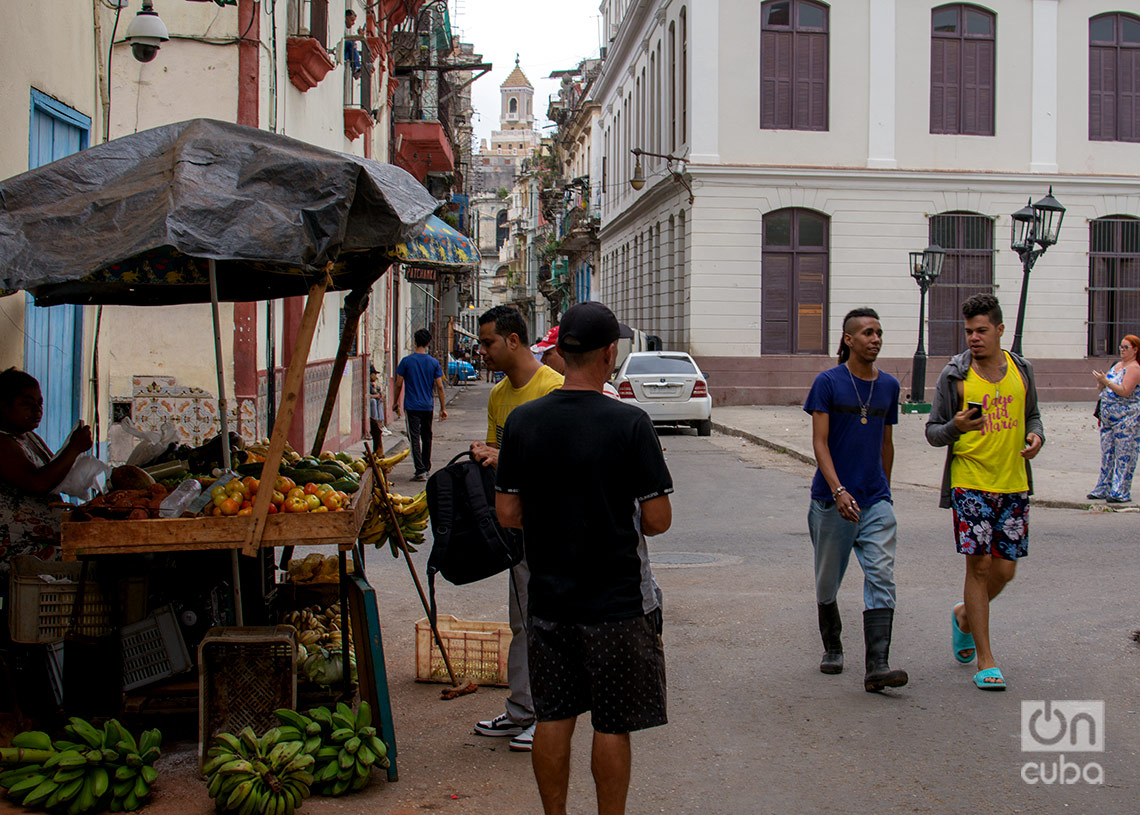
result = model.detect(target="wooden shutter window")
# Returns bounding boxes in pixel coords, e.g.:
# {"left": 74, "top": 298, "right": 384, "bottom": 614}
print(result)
{"left": 762, "top": 30, "right": 793, "bottom": 129}
{"left": 1119, "top": 47, "right": 1140, "bottom": 142}
{"left": 1089, "top": 13, "right": 1140, "bottom": 142}
{"left": 1090, "top": 46, "right": 1117, "bottom": 140}
{"left": 762, "top": 208, "right": 829, "bottom": 355}
{"left": 760, "top": 0, "right": 828, "bottom": 132}
{"left": 930, "top": 4, "right": 994, "bottom": 136}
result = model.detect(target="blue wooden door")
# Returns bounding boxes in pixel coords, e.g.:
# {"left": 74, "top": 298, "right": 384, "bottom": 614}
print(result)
{"left": 23, "top": 91, "right": 90, "bottom": 452}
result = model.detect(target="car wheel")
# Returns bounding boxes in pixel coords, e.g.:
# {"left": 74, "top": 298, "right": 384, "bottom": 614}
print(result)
{"left": 695, "top": 419, "right": 712, "bottom": 437}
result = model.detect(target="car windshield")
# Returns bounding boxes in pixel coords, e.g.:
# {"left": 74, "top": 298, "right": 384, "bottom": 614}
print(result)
{"left": 625, "top": 355, "right": 697, "bottom": 375}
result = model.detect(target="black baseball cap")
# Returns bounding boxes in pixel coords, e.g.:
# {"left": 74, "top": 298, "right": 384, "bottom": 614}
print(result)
{"left": 557, "top": 302, "right": 634, "bottom": 353}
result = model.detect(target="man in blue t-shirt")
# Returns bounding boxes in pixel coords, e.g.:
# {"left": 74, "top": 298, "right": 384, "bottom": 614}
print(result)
{"left": 803, "top": 307, "right": 908, "bottom": 693}
{"left": 393, "top": 329, "right": 447, "bottom": 481}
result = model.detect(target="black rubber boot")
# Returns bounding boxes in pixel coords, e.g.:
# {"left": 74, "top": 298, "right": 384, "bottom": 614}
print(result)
{"left": 817, "top": 602, "right": 843, "bottom": 674}
{"left": 863, "top": 608, "right": 908, "bottom": 692}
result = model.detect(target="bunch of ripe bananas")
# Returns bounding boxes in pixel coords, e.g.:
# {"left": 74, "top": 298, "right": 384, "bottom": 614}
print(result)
{"left": 275, "top": 703, "right": 388, "bottom": 797}
{"left": 372, "top": 447, "right": 410, "bottom": 473}
{"left": 282, "top": 604, "right": 347, "bottom": 653}
{"left": 358, "top": 489, "right": 429, "bottom": 557}
{"left": 0, "top": 718, "right": 161, "bottom": 814}
{"left": 202, "top": 727, "right": 314, "bottom": 815}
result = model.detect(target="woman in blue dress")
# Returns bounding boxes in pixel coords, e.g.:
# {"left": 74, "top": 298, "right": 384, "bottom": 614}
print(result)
{"left": 1089, "top": 334, "right": 1140, "bottom": 503}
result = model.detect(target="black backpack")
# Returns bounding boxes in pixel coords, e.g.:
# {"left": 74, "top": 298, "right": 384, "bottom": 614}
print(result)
{"left": 425, "top": 451, "right": 524, "bottom": 623}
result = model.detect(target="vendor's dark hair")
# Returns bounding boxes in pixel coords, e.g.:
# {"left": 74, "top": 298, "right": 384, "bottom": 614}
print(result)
{"left": 479, "top": 306, "right": 529, "bottom": 345}
{"left": 413, "top": 328, "right": 432, "bottom": 347}
{"left": 0, "top": 368, "right": 39, "bottom": 402}
{"left": 962, "top": 293, "right": 1002, "bottom": 326}
{"left": 837, "top": 308, "right": 879, "bottom": 364}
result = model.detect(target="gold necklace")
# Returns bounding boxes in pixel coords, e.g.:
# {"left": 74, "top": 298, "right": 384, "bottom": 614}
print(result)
{"left": 846, "top": 363, "right": 876, "bottom": 425}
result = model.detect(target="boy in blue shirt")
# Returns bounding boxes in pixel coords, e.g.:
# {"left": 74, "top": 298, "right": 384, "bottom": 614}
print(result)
{"left": 393, "top": 329, "right": 447, "bottom": 481}
{"left": 803, "top": 308, "right": 908, "bottom": 692}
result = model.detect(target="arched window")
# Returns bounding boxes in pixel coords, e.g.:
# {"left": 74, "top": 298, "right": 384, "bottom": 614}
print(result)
{"left": 495, "top": 210, "right": 509, "bottom": 250}
{"left": 930, "top": 4, "right": 995, "bottom": 136}
{"left": 760, "top": 0, "right": 829, "bottom": 131}
{"left": 927, "top": 211, "right": 995, "bottom": 354}
{"left": 1089, "top": 13, "right": 1140, "bottom": 142}
{"left": 509, "top": 97, "right": 518, "bottom": 115}
{"left": 1089, "top": 216, "right": 1140, "bottom": 355}
{"left": 762, "top": 208, "right": 829, "bottom": 354}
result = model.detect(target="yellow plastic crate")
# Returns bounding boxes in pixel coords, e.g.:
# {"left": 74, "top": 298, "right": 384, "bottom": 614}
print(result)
{"left": 415, "top": 616, "right": 511, "bottom": 687}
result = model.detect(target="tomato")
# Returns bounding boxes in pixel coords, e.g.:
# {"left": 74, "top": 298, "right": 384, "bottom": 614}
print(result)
{"left": 311, "top": 505, "right": 329, "bottom": 513}
{"left": 219, "top": 497, "right": 242, "bottom": 516}
{"left": 321, "top": 492, "right": 343, "bottom": 510}
{"left": 315, "top": 483, "right": 335, "bottom": 497}
{"left": 241, "top": 476, "right": 259, "bottom": 495}
{"left": 275, "top": 476, "right": 295, "bottom": 493}
{"left": 210, "top": 484, "right": 228, "bottom": 500}
{"left": 266, "top": 503, "right": 278, "bottom": 514}
{"left": 241, "top": 500, "right": 253, "bottom": 510}
{"left": 271, "top": 490, "right": 285, "bottom": 506}
{"left": 283, "top": 496, "right": 308, "bottom": 513}
{"left": 303, "top": 494, "right": 322, "bottom": 511}
{"left": 303, "top": 482, "right": 322, "bottom": 496}
{"left": 213, "top": 492, "right": 230, "bottom": 509}
{"left": 237, "top": 507, "right": 253, "bottom": 516}
{"left": 287, "top": 487, "right": 306, "bottom": 501}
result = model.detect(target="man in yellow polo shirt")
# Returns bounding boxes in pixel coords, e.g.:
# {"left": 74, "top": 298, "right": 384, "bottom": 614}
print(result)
{"left": 926, "top": 294, "right": 1044, "bottom": 691}
{"left": 470, "top": 306, "right": 564, "bottom": 751}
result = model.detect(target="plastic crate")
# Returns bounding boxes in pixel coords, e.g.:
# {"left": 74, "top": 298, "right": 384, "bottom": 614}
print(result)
{"left": 198, "top": 626, "right": 296, "bottom": 772}
{"left": 121, "top": 605, "right": 192, "bottom": 691}
{"left": 415, "top": 616, "right": 511, "bottom": 687}
{"left": 7, "top": 555, "right": 146, "bottom": 644}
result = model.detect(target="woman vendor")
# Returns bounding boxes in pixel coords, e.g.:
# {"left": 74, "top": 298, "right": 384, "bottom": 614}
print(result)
{"left": 0, "top": 367, "right": 93, "bottom": 608}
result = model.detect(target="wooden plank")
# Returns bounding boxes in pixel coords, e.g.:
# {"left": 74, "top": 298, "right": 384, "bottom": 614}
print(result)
{"left": 347, "top": 573, "right": 398, "bottom": 783}
{"left": 244, "top": 274, "right": 330, "bottom": 556}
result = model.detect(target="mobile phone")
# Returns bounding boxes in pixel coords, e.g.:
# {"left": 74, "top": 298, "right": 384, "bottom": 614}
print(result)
{"left": 967, "top": 401, "right": 983, "bottom": 419}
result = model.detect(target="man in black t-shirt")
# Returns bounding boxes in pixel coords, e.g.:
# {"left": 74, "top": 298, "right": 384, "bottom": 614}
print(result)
{"left": 496, "top": 302, "right": 673, "bottom": 815}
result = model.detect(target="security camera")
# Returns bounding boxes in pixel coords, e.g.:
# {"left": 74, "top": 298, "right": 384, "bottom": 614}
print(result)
{"left": 125, "top": 1, "right": 169, "bottom": 63}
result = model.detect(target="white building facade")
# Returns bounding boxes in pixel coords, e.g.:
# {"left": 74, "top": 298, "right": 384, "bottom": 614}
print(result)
{"left": 596, "top": 0, "right": 1140, "bottom": 404}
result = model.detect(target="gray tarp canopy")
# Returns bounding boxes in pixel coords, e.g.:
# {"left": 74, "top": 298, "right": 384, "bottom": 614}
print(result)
{"left": 0, "top": 118, "right": 439, "bottom": 306}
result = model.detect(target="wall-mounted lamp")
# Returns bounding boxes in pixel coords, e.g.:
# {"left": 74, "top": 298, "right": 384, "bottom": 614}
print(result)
{"left": 629, "top": 147, "right": 693, "bottom": 204}
{"left": 125, "top": 0, "right": 169, "bottom": 63}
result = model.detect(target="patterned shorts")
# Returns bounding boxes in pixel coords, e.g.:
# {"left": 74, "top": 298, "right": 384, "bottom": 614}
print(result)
{"left": 951, "top": 488, "right": 1029, "bottom": 560}
{"left": 528, "top": 610, "right": 667, "bottom": 734}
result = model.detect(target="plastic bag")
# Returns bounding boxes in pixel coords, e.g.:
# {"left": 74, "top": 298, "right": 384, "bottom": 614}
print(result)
{"left": 121, "top": 419, "right": 178, "bottom": 467}
{"left": 55, "top": 454, "right": 113, "bottom": 500}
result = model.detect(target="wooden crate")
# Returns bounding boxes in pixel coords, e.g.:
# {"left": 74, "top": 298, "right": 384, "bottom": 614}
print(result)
{"left": 61, "top": 469, "right": 372, "bottom": 560}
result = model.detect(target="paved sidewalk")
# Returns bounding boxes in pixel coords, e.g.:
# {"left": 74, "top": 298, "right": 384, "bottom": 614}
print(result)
{"left": 713, "top": 400, "right": 1117, "bottom": 509}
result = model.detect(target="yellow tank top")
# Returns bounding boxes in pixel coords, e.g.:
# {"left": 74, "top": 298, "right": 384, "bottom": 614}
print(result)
{"left": 950, "top": 351, "right": 1029, "bottom": 493}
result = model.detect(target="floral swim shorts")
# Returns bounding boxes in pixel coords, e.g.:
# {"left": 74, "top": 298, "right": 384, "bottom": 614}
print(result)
{"left": 950, "top": 488, "right": 1029, "bottom": 560}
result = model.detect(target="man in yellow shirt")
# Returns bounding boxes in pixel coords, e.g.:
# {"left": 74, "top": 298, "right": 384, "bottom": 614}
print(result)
{"left": 926, "top": 294, "right": 1044, "bottom": 691}
{"left": 471, "top": 306, "right": 564, "bottom": 751}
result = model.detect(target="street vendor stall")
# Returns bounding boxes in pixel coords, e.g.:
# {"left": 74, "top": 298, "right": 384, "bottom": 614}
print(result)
{"left": 0, "top": 118, "right": 444, "bottom": 785}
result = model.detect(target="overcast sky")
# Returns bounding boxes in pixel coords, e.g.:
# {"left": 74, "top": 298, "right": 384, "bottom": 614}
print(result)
{"left": 452, "top": 0, "right": 603, "bottom": 148}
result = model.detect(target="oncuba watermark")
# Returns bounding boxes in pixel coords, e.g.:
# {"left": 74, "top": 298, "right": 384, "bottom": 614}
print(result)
{"left": 1020, "top": 700, "right": 1104, "bottom": 785}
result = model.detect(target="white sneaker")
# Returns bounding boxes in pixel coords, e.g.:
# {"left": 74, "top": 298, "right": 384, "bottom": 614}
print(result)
{"left": 509, "top": 723, "right": 535, "bottom": 752}
{"left": 474, "top": 713, "right": 525, "bottom": 737}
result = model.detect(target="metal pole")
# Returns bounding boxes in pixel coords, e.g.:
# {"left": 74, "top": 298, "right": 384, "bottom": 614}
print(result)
{"left": 209, "top": 259, "right": 243, "bottom": 626}
{"left": 1011, "top": 250, "right": 1034, "bottom": 357}
{"left": 910, "top": 284, "right": 928, "bottom": 403}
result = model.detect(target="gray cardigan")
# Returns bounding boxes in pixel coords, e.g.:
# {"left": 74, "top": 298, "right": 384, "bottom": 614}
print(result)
{"left": 925, "top": 349, "right": 1046, "bottom": 508}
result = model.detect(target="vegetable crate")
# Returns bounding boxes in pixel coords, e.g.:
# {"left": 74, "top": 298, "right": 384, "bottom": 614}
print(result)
{"left": 198, "top": 626, "right": 296, "bottom": 773}
{"left": 121, "top": 605, "right": 193, "bottom": 691}
{"left": 8, "top": 555, "right": 146, "bottom": 644}
{"left": 415, "top": 616, "right": 511, "bottom": 687}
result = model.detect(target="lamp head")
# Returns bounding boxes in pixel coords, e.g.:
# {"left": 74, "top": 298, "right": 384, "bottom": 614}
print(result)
{"left": 1032, "top": 186, "right": 1065, "bottom": 248}
{"left": 1010, "top": 198, "right": 1036, "bottom": 253}
{"left": 125, "top": 0, "right": 169, "bottom": 63}
{"left": 630, "top": 156, "right": 645, "bottom": 191}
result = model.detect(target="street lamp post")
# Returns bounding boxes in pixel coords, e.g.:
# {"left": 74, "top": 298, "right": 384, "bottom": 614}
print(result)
{"left": 906, "top": 244, "right": 945, "bottom": 410}
{"left": 1009, "top": 186, "right": 1065, "bottom": 356}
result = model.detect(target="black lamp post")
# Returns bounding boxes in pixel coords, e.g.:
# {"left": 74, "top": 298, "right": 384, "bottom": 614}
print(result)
{"left": 1010, "top": 186, "right": 1065, "bottom": 356}
{"left": 907, "top": 244, "right": 945, "bottom": 407}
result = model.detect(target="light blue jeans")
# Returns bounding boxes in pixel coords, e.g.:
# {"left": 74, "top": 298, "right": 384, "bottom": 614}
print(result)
{"left": 808, "top": 499, "right": 898, "bottom": 610}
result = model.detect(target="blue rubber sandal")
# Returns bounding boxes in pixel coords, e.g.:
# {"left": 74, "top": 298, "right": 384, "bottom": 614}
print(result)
{"left": 951, "top": 606, "right": 976, "bottom": 664}
{"left": 974, "top": 667, "right": 1006, "bottom": 690}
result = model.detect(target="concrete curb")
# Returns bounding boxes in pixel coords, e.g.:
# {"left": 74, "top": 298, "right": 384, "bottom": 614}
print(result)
{"left": 712, "top": 422, "right": 1094, "bottom": 511}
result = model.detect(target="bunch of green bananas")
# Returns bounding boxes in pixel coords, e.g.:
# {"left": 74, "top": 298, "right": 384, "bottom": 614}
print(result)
{"left": 0, "top": 718, "right": 160, "bottom": 814}
{"left": 275, "top": 702, "right": 388, "bottom": 796}
{"left": 358, "top": 489, "right": 429, "bottom": 557}
{"left": 202, "top": 726, "right": 314, "bottom": 815}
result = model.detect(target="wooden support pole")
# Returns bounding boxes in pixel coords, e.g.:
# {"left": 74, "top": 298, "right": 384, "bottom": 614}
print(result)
{"left": 242, "top": 272, "right": 330, "bottom": 557}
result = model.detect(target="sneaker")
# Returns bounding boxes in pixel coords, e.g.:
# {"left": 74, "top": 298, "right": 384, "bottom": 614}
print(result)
{"left": 508, "top": 724, "right": 535, "bottom": 752}
{"left": 1087, "top": 492, "right": 1106, "bottom": 500}
{"left": 474, "top": 713, "right": 525, "bottom": 738}
{"left": 411, "top": 472, "right": 428, "bottom": 482}
{"left": 1107, "top": 496, "right": 1129, "bottom": 504}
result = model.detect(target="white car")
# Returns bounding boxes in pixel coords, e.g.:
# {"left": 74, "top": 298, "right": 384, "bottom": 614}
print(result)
{"left": 613, "top": 351, "right": 712, "bottom": 436}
